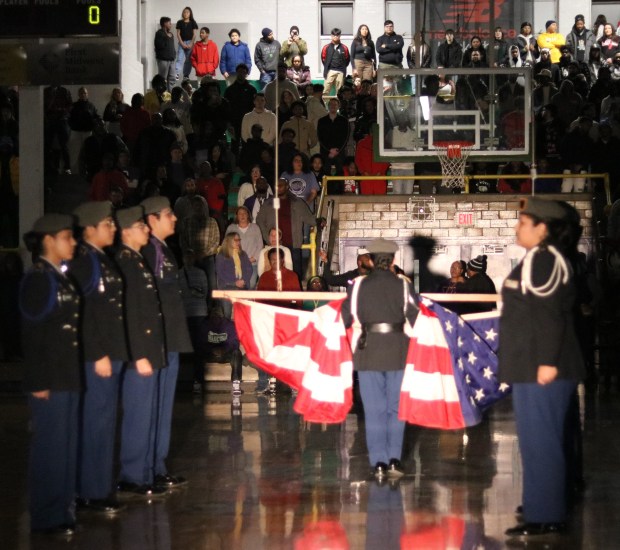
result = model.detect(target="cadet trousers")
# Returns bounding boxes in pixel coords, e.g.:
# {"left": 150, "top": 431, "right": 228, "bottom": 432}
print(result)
{"left": 119, "top": 365, "right": 158, "bottom": 485}
{"left": 358, "top": 370, "right": 406, "bottom": 466}
{"left": 78, "top": 360, "right": 123, "bottom": 499}
{"left": 512, "top": 379, "right": 577, "bottom": 523}
{"left": 29, "top": 391, "right": 79, "bottom": 530}
{"left": 155, "top": 352, "right": 179, "bottom": 476}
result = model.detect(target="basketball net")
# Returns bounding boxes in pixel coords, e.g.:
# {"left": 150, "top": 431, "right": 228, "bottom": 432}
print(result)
{"left": 437, "top": 143, "right": 472, "bottom": 189}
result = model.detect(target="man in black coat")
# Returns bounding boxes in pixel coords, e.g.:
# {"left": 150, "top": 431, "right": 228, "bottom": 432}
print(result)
{"left": 341, "top": 238, "right": 418, "bottom": 480}
{"left": 435, "top": 29, "right": 463, "bottom": 69}
{"left": 115, "top": 206, "right": 167, "bottom": 498}
{"left": 458, "top": 255, "right": 497, "bottom": 313}
{"left": 70, "top": 202, "right": 128, "bottom": 514}
{"left": 141, "top": 197, "right": 193, "bottom": 488}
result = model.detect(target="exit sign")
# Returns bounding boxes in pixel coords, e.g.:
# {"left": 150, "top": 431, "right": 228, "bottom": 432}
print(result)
{"left": 455, "top": 211, "right": 476, "bottom": 226}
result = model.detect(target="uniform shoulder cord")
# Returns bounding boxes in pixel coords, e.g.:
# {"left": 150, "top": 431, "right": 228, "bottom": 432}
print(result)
{"left": 521, "top": 244, "right": 571, "bottom": 297}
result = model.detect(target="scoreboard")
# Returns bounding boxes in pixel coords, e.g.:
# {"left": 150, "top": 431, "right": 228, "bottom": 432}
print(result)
{"left": 0, "top": 0, "right": 118, "bottom": 37}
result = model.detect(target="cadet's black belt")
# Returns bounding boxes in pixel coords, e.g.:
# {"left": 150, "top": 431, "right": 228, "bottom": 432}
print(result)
{"left": 363, "top": 322, "right": 404, "bottom": 334}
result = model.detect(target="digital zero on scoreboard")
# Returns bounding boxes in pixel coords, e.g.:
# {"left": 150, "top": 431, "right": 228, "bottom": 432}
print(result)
{"left": 0, "top": 0, "right": 118, "bottom": 37}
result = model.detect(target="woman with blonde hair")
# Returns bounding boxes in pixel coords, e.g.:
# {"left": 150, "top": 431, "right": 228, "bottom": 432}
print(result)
{"left": 103, "top": 87, "right": 128, "bottom": 136}
{"left": 215, "top": 232, "right": 252, "bottom": 318}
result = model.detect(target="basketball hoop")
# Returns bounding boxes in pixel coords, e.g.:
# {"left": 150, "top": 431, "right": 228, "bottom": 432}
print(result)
{"left": 435, "top": 141, "right": 474, "bottom": 189}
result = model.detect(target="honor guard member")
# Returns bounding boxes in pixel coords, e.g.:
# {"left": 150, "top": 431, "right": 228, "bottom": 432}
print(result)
{"left": 141, "top": 197, "right": 192, "bottom": 488}
{"left": 19, "top": 214, "right": 81, "bottom": 535}
{"left": 341, "top": 238, "right": 418, "bottom": 479}
{"left": 500, "top": 198, "right": 585, "bottom": 540}
{"left": 70, "top": 202, "right": 127, "bottom": 514}
{"left": 114, "top": 206, "right": 168, "bottom": 498}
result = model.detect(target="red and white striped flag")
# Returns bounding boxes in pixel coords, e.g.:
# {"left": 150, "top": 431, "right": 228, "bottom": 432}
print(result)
{"left": 233, "top": 299, "right": 353, "bottom": 423}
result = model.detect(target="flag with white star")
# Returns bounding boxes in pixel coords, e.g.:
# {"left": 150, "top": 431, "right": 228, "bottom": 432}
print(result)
{"left": 399, "top": 299, "right": 510, "bottom": 429}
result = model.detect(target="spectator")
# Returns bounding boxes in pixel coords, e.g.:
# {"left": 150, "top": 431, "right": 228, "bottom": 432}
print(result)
{"left": 537, "top": 20, "right": 565, "bottom": 64}
{"left": 264, "top": 63, "right": 300, "bottom": 112}
{"left": 534, "top": 48, "right": 561, "bottom": 87}
{"left": 355, "top": 132, "right": 389, "bottom": 194}
{"left": 277, "top": 128, "right": 299, "bottom": 177}
{"left": 155, "top": 16, "right": 176, "bottom": 91}
{"left": 353, "top": 97, "right": 377, "bottom": 142}
{"left": 257, "top": 248, "right": 301, "bottom": 308}
{"left": 144, "top": 74, "right": 171, "bottom": 117}
{"left": 220, "top": 29, "right": 253, "bottom": 85}
{"left": 566, "top": 14, "right": 596, "bottom": 65}
{"left": 120, "top": 93, "right": 151, "bottom": 154}
{"left": 317, "top": 97, "right": 349, "bottom": 175}
{"left": 238, "top": 165, "right": 272, "bottom": 206}
{"left": 280, "top": 100, "right": 318, "bottom": 156}
{"left": 406, "top": 31, "right": 431, "bottom": 69}
{"left": 593, "top": 14, "right": 608, "bottom": 41}
{"left": 243, "top": 175, "right": 273, "bottom": 222}
{"left": 174, "top": 7, "right": 198, "bottom": 80}
{"left": 343, "top": 156, "right": 359, "bottom": 194}
{"left": 165, "top": 142, "right": 193, "bottom": 203}
{"left": 532, "top": 69, "right": 558, "bottom": 114}
{"left": 491, "top": 27, "right": 509, "bottom": 66}
{"left": 241, "top": 93, "right": 277, "bottom": 147}
{"left": 503, "top": 44, "right": 527, "bottom": 69}
{"left": 462, "top": 35, "right": 487, "bottom": 66}
{"left": 162, "top": 87, "right": 193, "bottom": 153}
{"left": 43, "top": 85, "right": 72, "bottom": 175}
{"left": 239, "top": 124, "right": 271, "bottom": 173}
{"left": 305, "top": 84, "right": 328, "bottom": 130}
{"left": 209, "top": 142, "right": 233, "bottom": 185}
{"left": 134, "top": 113, "right": 176, "bottom": 181}
{"left": 191, "top": 27, "right": 219, "bottom": 79}
{"left": 322, "top": 28, "right": 350, "bottom": 97}
{"left": 287, "top": 55, "right": 312, "bottom": 95}
{"left": 276, "top": 89, "right": 296, "bottom": 130}
{"left": 516, "top": 21, "right": 539, "bottom": 65}
{"left": 598, "top": 23, "right": 620, "bottom": 64}
{"left": 173, "top": 177, "right": 199, "bottom": 223}
{"left": 587, "top": 43, "right": 603, "bottom": 86}
{"left": 551, "top": 80, "right": 583, "bottom": 128}
{"left": 68, "top": 87, "right": 99, "bottom": 174}
{"left": 376, "top": 20, "right": 404, "bottom": 69}
{"left": 319, "top": 246, "right": 372, "bottom": 287}
{"left": 195, "top": 160, "right": 226, "bottom": 233}
{"left": 257, "top": 228, "right": 293, "bottom": 277}
{"left": 215, "top": 232, "right": 252, "bottom": 318}
{"left": 436, "top": 28, "right": 462, "bottom": 68}
{"left": 498, "top": 161, "right": 532, "bottom": 193}
{"left": 257, "top": 177, "right": 316, "bottom": 280}
{"left": 180, "top": 195, "right": 220, "bottom": 297}
{"left": 457, "top": 255, "right": 497, "bottom": 313}
{"left": 280, "top": 26, "right": 308, "bottom": 67}
{"left": 351, "top": 24, "right": 376, "bottom": 81}
{"left": 162, "top": 108, "right": 188, "bottom": 154}
{"left": 89, "top": 153, "right": 130, "bottom": 201}
{"left": 280, "top": 152, "right": 319, "bottom": 210}
{"left": 103, "top": 87, "right": 128, "bottom": 137}
{"left": 589, "top": 66, "right": 612, "bottom": 119}
{"left": 81, "top": 118, "right": 128, "bottom": 181}
{"left": 226, "top": 205, "right": 263, "bottom": 288}
{"left": 190, "top": 79, "right": 232, "bottom": 154}
{"left": 255, "top": 28, "right": 281, "bottom": 89}
{"left": 223, "top": 63, "right": 256, "bottom": 156}
{"left": 437, "top": 260, "right": 466, "bottom": 294}
{"left": 310, "top": 153, "right": 326, "bottom": 190}
{"left": 559, "top": 116, "right": 595, "bottom": 192}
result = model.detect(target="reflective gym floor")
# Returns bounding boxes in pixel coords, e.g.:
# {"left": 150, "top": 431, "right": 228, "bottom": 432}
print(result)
{"left": 2, "top": 378, "right": 620, "bottom": 550}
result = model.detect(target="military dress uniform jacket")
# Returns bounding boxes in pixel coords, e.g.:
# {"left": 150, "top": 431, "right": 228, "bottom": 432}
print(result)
{"left": 69, "top": 243, "right": 128, "bottom": 362}
{"left": 20, "top": 259, "right": 81, "bottom": 392}
{"left": 498, "top": 248, "right": 585, "bottom": 384}
{"left": 341, "top": 269, "right": 418, "bottom": 371}
{"left": 141, "top": 237, "right": 192, "bottom": 353}
{"left": 115, "top": 245, "right": 166, "bottom": 369}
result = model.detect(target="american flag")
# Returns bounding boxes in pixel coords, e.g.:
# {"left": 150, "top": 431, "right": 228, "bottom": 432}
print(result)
{"left": 233, "top": 298, "right": 509, "bottom": 428}
{"left": 399, "top": 298, "right": 509, "bottom": 429}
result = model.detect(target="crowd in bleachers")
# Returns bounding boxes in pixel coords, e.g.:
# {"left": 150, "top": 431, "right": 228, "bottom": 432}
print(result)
{"left": 3, "top": 13, "right": 620, "bottom": 254}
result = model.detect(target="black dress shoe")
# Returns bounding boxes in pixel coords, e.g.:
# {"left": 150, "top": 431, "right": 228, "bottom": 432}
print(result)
{"left": 387, "top": 458, "right": 405, "bottom": 478}
{"left": 373, "top": 462, "right": 388, "bottom": 478}
{"left": 76, "top": 497, "right": 126, "bottom": 514}
{"left": 32, "top": 523, "right": 76, "bottom": 536}
{"left": 154, "top": 473, "right": 188, "bottom": 488}
{"left": 505, "top": 522, "right": 567, "bottom": 537}
{"left": 116, "top": 481, "right": 168, "bottom": 498}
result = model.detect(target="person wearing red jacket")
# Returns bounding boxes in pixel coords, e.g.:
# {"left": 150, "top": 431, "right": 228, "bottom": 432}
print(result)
{"left": 354, "top": 133, "right": 389, "bottom": 194}
{"left": 191, "top": 27, "right": 220, "bottom": 78}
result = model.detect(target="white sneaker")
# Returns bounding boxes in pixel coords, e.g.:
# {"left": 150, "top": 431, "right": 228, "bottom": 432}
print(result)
{"left": 232, "top": 380, "right": 243, "bottom": 396}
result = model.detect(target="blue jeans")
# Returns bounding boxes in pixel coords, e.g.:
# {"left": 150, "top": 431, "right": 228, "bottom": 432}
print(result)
{"left": 259, "top": 71, "right": 276, "bottom": 89}
{"left": 175, "top": 40, "right": 193, "bottom": 78}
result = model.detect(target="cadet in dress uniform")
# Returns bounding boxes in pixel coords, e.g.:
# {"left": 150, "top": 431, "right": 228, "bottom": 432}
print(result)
{"left": 19, "top": 214, "right": 80, "bottom": 535}
{"left": 500, "top": 197, "right": 585, "bottom": 540}
{"left": 341, "top": 238, "right": 419, "bottom": 479}
{"left": 69, "top": 202, "right": 127, "bottom": 513}
{"left": 114, "top": 206, "right": 168, "bottom": 498}
{"left": 141, "top": 197, "right": 193, "bottom": 487}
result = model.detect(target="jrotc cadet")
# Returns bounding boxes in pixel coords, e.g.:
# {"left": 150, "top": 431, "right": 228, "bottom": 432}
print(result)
{"left": 70, "top": 202, "right": 127, "bottom": 514}
{"left": 19, "top": 214, "right": 80, "bottom": 535}
{"left": 114, "top": 206, "right": 168, "bottom": 498}
{"left": 341, "top": 238, "right": 418, "bottom": 480}
{"left": 140, "top": 196, "right": 192, "bottom": 488}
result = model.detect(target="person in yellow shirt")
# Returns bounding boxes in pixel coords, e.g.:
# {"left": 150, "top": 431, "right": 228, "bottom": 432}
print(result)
{"left": 537, "top": 20, "right": 566, "bottom": 64}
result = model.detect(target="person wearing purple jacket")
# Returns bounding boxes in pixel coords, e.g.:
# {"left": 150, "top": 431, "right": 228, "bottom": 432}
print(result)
{"left": 215, "top": 232, "right": 253, "bottom": 318}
